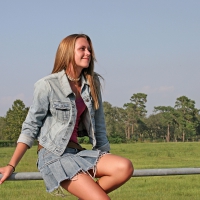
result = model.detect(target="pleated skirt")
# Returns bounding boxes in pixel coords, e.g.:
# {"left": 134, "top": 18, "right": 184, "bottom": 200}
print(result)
{"left": 37, "top": 147, "right": 104, "bottom": 193}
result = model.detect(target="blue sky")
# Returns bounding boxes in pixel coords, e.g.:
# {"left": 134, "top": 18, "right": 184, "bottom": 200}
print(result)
{"left": 0, "top": 0, "right": 200, "bottom": 116}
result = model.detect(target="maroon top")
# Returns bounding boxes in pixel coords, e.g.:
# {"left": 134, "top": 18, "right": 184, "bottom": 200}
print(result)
{"left": 70, "top": 96, "right": 86, "bottom": 143}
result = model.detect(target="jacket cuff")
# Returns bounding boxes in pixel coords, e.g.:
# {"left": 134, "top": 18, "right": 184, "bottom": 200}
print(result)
{"left": 17, "top": 134, "right": 35, "bottom": 148}
{"left": 93, "top": 142, "right": 110, "bottom": 152}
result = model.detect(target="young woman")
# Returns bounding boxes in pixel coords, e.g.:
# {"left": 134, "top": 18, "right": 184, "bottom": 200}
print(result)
{"left": 0, "top": 34, "right": 134, "bottom": 200}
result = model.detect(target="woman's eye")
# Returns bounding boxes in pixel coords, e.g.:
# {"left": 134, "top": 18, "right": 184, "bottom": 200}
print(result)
{"left": 79, "top": 47, "right": 91, "bottom": 52}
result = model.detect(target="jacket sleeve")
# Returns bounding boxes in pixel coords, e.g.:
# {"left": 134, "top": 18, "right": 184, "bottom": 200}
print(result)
{"left": 93, "top": 75, "right": 110, "bottom": 152}
{"left": 17, "top": 79, "right": 50, "bottom": 148}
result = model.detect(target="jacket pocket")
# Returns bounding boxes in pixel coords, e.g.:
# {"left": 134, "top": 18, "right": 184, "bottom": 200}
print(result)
{"left": 53, "top": 101, "right": 71, "bottom": 123}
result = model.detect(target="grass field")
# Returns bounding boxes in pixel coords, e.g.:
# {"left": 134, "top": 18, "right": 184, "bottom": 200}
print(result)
{"left": 0, "top": 142, "right": 200, "bottom": 200}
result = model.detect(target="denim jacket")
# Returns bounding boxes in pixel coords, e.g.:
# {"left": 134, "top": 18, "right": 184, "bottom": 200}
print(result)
{"left": 17, "top": 70, "right": 110, "bottom": 156}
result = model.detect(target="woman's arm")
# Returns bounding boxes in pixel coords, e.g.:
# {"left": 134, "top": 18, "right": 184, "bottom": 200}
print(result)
{"left": 0, "top": 142, "right": 28, "bottom": 184}
{"left": 93, "top": 75, "right": 110, "bottom": 152}
{"left": 17, "top": 79, "right": 50, "bottom": 147}
{"left": 0, "top": 79, "right": 50, "bottom": 184}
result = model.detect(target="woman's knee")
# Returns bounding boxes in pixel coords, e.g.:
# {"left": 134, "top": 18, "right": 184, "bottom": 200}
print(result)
{"left": 96, "top": 154, "right": 134, "bottom": 179}
{"left": 118, "top": 158, "right": 134, "bottom": 178}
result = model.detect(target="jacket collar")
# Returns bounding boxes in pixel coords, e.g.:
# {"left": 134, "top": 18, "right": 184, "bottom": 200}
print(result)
{"left": 58, "top": 70, "right": 89, "bottom": 97}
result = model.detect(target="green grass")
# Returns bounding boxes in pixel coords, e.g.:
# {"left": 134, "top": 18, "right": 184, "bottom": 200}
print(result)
{"left": 0, "top": 142, "right": 200, "bottom": 199}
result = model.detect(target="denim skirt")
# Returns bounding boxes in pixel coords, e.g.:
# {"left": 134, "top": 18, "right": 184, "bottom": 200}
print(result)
{"left": 37, "top": 147, "right": 103, "bottom": 193}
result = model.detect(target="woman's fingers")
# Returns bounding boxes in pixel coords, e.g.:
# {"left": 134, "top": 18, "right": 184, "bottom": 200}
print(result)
{"left": 0, "top": 167, "right": 13, "bottom": 184}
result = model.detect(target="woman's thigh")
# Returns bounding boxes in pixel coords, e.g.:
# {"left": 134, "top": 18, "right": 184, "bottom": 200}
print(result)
{"left": 60, "top": 173, "right": 110, "bottom": 200}
{"left": 95, "top": 154, "right": 134, "bottom": 178}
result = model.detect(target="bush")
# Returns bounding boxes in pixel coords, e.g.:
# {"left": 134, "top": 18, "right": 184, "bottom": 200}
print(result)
{"left": 108, "top": 136, "right": 122, "bottom": 144}
{"left": 0, "top": 140, "right": 16, "bottom": 147}
{"left": 78, "top": 136, "right": 90, "bottom": 144}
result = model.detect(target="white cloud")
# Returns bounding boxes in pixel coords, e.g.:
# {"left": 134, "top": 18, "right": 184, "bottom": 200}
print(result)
{"left": 158, "top": 86, "right": 174, "bottom": 92}
{"left": 141, "top": 85, "right": 175, "bottom": 94}
{"left": 0, "top": 94, "right": 25, "bottom": 105}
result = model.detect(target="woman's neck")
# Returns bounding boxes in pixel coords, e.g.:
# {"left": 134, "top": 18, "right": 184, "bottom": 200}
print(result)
{"left": 66, "top": 65, "right": 82, "bottom": 80}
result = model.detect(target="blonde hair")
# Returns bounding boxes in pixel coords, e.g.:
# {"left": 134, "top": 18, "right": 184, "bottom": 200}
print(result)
{"left": 52, "top": 34, "right": 101, "bottom": 109}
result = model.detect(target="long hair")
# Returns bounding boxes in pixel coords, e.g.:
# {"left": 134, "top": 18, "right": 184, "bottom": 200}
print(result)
{"left": 52, "top": 34, "right": 101, "bottom": 110}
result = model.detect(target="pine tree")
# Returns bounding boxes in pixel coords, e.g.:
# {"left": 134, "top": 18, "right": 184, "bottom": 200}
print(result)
{"left": 3, "top": 99, "right": 29, "bottom": 141}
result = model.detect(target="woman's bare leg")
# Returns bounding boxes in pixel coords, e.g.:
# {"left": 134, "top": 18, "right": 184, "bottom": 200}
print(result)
{"left": 61, "top": 154, "right": 133, "bottom": 199}
{"left": 60, "top": 173, "right": 110, "bottom": 200}
{"left": 94, "top": 154, "right": 134, "bottom": 193}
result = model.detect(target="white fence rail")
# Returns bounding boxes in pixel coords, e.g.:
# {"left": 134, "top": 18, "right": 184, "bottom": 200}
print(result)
{"left": 1, "top": 168, "right": 200, "bottom": 180}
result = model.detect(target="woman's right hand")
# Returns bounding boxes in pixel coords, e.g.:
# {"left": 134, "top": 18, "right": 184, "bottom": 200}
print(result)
{"left": 0, "top": 142, "right": 29, "bottom": 184}
{"left": 0, "top": 165, "right": 15, "bottom": 184}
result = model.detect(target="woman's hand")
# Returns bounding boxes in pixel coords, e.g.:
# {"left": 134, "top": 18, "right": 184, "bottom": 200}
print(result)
{"left": 0, "top": 165, "right": 14, "bottom": 184}
{"left": 0, "top": 143, "right": 29, "bottom": 184}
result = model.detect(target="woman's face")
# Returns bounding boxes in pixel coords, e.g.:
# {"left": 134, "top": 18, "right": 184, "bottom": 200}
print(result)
{"left": 74, "top": 37, "right": 91, "bottom": 70}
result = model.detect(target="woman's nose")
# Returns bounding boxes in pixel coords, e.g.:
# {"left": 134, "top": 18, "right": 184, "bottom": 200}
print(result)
{"left": 85, "top": 49, "right": 91, "bottom": 56}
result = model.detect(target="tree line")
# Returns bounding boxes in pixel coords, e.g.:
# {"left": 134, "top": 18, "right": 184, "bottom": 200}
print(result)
{"left": 104, "top": 93, "right": 200, "bottom": 143}
{"left": 0, "top": 94, "right": 200, "bottom": 143}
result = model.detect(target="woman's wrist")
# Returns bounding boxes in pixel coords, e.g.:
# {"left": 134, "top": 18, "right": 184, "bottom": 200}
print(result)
{"left": 7, "top": 164, "right": 15, "bottom": 172}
